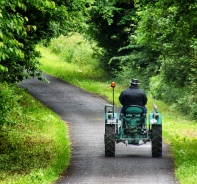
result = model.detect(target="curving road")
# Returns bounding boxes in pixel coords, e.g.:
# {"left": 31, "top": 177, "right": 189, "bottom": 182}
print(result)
{"left": 20, "top": 74, "right": 179, "bottom": 184}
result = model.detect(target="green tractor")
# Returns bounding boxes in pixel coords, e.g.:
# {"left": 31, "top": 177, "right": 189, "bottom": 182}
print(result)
{"left": 104, "top": 82, "right": 162, "bottom": 157}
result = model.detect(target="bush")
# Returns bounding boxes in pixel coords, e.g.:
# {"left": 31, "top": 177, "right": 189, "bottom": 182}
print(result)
{"left": 114, "top": 64, "right": 149, "bottom": 91}
{"left": 149, "top": 75, "right": 186, "bottom": 102}
{"left": 42, "top": 34, "right": 107, "bottom": 81}
{"left": 49, "top": 33, "right": 96, "bottom": 66}
{"left": 0, "top": 83, "right": 22, "bottom": 127}
{"left": 172, "top": 94, "right": 197, "bottom": 119}
{"left": 149, "top": 75, "right": 197, "bottom": 119}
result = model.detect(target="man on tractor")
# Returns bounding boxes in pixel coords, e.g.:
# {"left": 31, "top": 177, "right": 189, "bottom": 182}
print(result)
{"left": 119, "top": 78, "right": 148, "bottom": 123}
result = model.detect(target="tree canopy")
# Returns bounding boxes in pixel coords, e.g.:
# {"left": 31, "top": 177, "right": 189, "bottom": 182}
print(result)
{"left": 135, "top": 0, "right": 197, "bottom": 86}
{"left": 88, "top": 0, "right": 137, "bottom": 72}
{"left": 134, "top": 0, "right": 197, "bottom": 117}
{"left": 0, "top": 0, "right": 90, "bottom": 83}
{"left": 87, "top": 0, "right": 160, "bottom": 87}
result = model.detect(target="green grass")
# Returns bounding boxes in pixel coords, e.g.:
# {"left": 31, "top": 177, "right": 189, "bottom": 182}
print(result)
{"left": 163, "top": 112, "right": 197, "bottom": 184}
{"left": 38, "top": 44, "right": 197, "bottom": 184}
{"left": 38, "top": 45, "right": 119, "bottom": 105}
{"left": 0, "top": 87, "right": 70, "bottom": 184}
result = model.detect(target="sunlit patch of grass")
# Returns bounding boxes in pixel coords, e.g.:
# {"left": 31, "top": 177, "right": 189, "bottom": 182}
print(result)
{"left": 160, "top": 107, "right": 197, "bottom": 184}
{"left": 172, "top": 137, "right": 197, "bottom": 184}
{"left": 39, "top": 46, "right": 105, "bottom": 80}
{"left": 0, "top": 88, "right": 70, "bottom": 184}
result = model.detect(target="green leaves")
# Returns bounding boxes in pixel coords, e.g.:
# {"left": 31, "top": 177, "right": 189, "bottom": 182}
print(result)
{"left": 0, "top": 0, "right": 89, "bottom": 83}
{"left": 0, "top": 83, "right": 22, "bottom": 127}
{"left": 136, "top": 0, "right": 197, "bottom": 54}
{"left": 134, "top": 0, "right": 197, "bottom": 118}
{"left": 88, "top": 0, "right": 138, "bottom": 73}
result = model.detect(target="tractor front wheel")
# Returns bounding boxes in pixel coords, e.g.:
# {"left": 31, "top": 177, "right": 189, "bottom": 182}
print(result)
{"left": 105, "top": 125, "right": 115, "bottom": 157}
{"left": 151, "top": 125, "right": 162, "bottom": 157}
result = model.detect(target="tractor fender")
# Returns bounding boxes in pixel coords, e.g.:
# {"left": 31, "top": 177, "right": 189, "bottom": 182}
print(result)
{"left": 149, "top": 113, "right": 162, "bottom": 125}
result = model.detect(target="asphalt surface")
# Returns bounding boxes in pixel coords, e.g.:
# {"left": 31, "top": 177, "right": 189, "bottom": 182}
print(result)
{"left": 19, "top": 74, "right": 179, "bottom": 184}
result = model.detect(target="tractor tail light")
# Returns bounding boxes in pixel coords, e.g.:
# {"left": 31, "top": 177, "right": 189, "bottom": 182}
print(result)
{"left": 155, "top": 114, "right": 159, "bottom": 119}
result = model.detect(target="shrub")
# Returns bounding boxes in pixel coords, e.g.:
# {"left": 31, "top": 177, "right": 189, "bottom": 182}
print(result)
{"left": 114, "top": 64, "right": 149, "bottom": 91}
{"left": 149, "top": 75, "right": 186, "bottom": 103}
{"left": 49, "top": 33, "right": 96, "bottom": 65}
{"left": 0, "top": 83, "right": 22, "bottom": 127}
{"left": 149, "top": 75, "right": 197, "bottom": 119}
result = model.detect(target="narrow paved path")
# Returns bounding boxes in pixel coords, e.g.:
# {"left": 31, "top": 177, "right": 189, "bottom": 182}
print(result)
{"left": 20, "top": 74, "right": 179, "bottom": 184}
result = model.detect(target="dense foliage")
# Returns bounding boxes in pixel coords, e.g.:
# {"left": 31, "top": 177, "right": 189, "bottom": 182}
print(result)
{"left": 135, "top": 0, "right": 197, "bottom": 117}
{"left": 0, "top": 83, "right": 22, "bottom": 127}
{"left": 88, "top": 0, "right": 136, "bottom": 71}
{"left": 0, "top": 0, "right": 90, "bottom": 83}
{"left": 87, "top": 0, "right": 160, "bottom": 88}
{"left": 87, "top": 0, "right": 197, "bottom": 118}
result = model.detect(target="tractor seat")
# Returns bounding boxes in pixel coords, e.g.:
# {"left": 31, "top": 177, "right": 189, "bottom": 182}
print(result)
{"left": 125, "top": 105, "right": 144, "bottom": 117}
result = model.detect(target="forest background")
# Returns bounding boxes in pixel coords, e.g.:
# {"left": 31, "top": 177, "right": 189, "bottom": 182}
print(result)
{"left": 1, "top": 0, "right": 197, "bottom": 118}
{"left": 0, "top": 0, "right": 197, "bottom": 183}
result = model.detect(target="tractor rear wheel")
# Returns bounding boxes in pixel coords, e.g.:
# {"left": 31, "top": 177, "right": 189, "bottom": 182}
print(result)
{"left": 105, "top": 125, "right": 115, "bottom": 157}
{"left": 151, "top": 125, "right": 162, "bottom": 157}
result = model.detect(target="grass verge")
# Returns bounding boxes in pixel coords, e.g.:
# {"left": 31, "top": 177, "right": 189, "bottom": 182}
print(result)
{"left": 38, "top": 45, "right": 197, "bottom": 184}
{"left": 0, "top": 86, "right": 70, "bottom": 184}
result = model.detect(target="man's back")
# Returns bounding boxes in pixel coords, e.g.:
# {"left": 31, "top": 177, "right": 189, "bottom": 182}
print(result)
{"left": 119, "top": 86, "right": 147, "bottom": 107}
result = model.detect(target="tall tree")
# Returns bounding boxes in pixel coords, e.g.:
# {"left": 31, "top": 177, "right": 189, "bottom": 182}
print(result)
{"left": 0, "top": 0, "right": 90, "bottom": 83}
{"left": 135, "top": 0, "right": 197, "bottom": 87}
{"left": 135, "top": 0, "right": 197, "bottom": 118}
{"left": 88, "top": 0, "right": 160, "bottom": 87}
{"left": 88, "top": 0, "right": 137, "bottom": 71}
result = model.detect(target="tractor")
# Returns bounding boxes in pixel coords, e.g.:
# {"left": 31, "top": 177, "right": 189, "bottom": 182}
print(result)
{"left": 104, "top": 82, "right": 162, "bottom": 157}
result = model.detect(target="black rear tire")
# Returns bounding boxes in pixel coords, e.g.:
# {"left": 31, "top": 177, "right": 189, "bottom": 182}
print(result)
{"left": 151, "top": 125, "right": 162, "bottom": 157}
{"left": 105, "top": 125, "right": 115, "bottom": 157}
